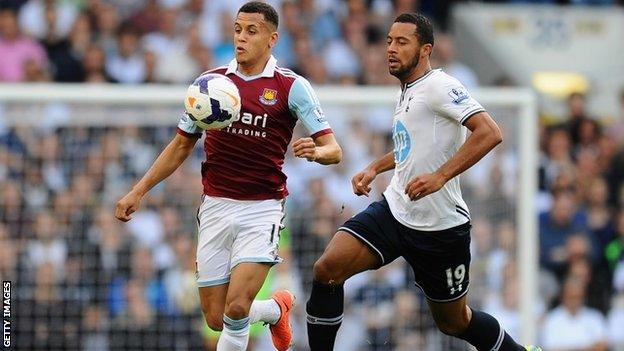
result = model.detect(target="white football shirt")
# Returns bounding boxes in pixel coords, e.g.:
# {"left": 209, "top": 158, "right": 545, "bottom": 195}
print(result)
{"left": 383, "top": 69, "right": 485, "bottom": 231}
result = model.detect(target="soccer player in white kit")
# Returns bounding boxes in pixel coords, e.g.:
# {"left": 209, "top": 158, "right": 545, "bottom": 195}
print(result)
{"left": 305, "top": 13, "right": 541, "bottom": 351}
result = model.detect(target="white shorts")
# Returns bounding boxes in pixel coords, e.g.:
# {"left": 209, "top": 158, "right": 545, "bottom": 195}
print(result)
{"left": 195, "top": 195, "right": 284, "bottom": 287}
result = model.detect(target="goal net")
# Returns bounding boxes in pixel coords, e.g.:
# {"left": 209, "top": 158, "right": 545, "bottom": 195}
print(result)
{"left": 0, "top": 84, "right": 537, "bottom": 350}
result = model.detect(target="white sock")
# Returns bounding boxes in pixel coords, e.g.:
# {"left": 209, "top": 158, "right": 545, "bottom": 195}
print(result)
{"left": 216, "top": 316, "right": 250, "bottom": 351}
{"left": 249, "top": 299, "right": 281, "bottom": 325}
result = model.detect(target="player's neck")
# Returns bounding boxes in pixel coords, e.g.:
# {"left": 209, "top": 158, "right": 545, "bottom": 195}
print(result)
{"left": 401, "top": 62, "right": 432, "bottom": 87}
{"left": 237, "top": 53, "right": 271, "bottom": 77}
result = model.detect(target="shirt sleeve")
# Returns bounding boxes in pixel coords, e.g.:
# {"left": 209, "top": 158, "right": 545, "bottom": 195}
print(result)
{"left": 428, "top": 77, "right": 485, "bottom": 125}
{"left": 287, "top": 77, "right": 333, "bottom": 138}
{"left": 176, "top": 113, "right": 203, "bottom": 138}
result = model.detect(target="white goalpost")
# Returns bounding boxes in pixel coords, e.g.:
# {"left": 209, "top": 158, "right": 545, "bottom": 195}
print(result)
{"left": 0, "top": 84, "right": 538, "bottom": 348}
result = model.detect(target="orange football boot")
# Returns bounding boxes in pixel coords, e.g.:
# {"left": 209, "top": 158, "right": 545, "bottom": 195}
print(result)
{"left": 269, "top": 290, "right": 295, "bottom": 351}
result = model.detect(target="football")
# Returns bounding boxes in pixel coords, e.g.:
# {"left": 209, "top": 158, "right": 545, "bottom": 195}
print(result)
{"left": 184, "top": 73, "right": 241, "bottom": 130}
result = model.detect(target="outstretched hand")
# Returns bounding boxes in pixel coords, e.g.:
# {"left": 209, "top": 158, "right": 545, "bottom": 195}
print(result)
{"left": 404, "top": 172, "right": 447, "bottom": 201}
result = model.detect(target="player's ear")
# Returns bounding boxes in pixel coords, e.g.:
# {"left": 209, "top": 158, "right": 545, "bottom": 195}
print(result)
{"left": 269, "top": 31, "right": 279, "bottom": 49}
{"left": 421, "top": 43, "right": 433, "bottom": 58}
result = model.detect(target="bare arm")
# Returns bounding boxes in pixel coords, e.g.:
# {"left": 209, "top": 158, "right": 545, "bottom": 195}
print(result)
{"left": 405, "top": 111, "right": 502, "bottom": 200}
{"left": 366, "top": 151, "right": 396, "bottom": 175}
{"left": 292, "top": 133, "right": 342, "bottom": 165}
{"left": 351, "top": 151, "right": 396, "bottom": 196}
{"left": 115, "top": 132, "right": 200, "bottom": 221}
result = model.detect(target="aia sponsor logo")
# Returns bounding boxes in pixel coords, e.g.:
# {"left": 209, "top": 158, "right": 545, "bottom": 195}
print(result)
{"left": 259, "top": 88, "right": 278, "bottom": 105}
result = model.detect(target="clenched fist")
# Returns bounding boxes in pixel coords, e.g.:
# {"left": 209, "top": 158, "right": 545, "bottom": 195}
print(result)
{"left": 351, "top": 169, "right": 377, "bottom": 197}
{"left": 292, "top": 137, "right": 317, "bottom": 161}
{"left": 115, "top": 190, "right": 143, "bottom": 222}
{"left": 404, "top": 172, "right": 447, "bottom": 201}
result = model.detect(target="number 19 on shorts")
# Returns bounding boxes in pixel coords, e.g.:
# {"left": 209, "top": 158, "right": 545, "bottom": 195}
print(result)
{"left": 445, "top": 264, "right": 466, "bottom": 295}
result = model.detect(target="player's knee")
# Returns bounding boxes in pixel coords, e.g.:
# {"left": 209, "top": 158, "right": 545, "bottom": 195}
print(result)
{"left": 202, "top": 312, "right": 223, "bottom": 331}
{"left": 313, "top": 257, "right": 345, "bottom": 284}
{"left": 224, "top": 299, "right": 251, "bottom": 320}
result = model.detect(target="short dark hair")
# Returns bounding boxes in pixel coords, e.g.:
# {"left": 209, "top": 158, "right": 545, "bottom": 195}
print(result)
{"left": 394, "top": 13, "right": 434, "bottom": 46}
{"left": 238, "top": 1, "right": 279, "bottom": 29}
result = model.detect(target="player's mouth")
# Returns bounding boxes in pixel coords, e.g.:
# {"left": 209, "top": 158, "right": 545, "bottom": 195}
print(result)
{"left": 236, "top": 46, "right": 246, "bottom": 54}
{"left": 388, "top": 57, "right": 400, "bottom": 67}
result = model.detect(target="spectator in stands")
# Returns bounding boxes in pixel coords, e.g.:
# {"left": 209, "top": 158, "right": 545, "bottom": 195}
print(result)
{"left": 52, "top": 190, "right": 80, "bottom": 237}
{"left": 563, "top": 92, "right": 594, "bottom": 147}
{"left": 127, "top": 0, "right": 162, "bottom": 36}
{"left": 18, "top": 0, "right": 77, "bottom": 41}
{"left": 585, "top": 178, "right": 616, "bottom": 255}
{"left": 541, "top": 127, "right": 575, "bottom": 192}
{"left": 354, "top": 268, "right": 399, "bottom": 350}
{"left": 185, "top": 21, "right": 213, "bottom": 75}
{"left": 25, "top": 211, "right": 67, "bottom": 276}
{"left": 92, "top": 3, "right": 120, "bottom": 57}
{"left": 42, "top": 12, "right": 91, "bottom": 82}
{"left": 431, "top": 33, "right": 479, "bottom": 88}
{"left": 563, "top": 237, "right": 612, "bottom": 312}
{"left": 0, "top": 9, "right": 48, "bottom": 82}
{"left": 575, "top": 118, "right": 601, "bottom": 157}
{"left": 105, "top": 25, "right": 146, "bottom": 84}
{"left": 108, "top": 247, "right": 170, "bottom": 319}
{"left": 392, "top": 289, "right": 426, "bottom": 347}
{"left": 485, "top": 276, "right": 521, "bottom": 340}
{"left": 87, "top": 206, "right": 133, "bottom": 285}
{"left": 322, "top": 21, "right": 361, "bottom": 84}
{"left": 540, "top": 190, "right": 588, "bottom": 273}
{"left": 82, "top": 45, "right": 115, "bottom": 83}
{"left": 81, "top": 305, "right": 110, "bottom": 351}
{"left": 272, "top": 1, "right": 300, "bottom": 67}
{"left": 542, "top": 277, "right": 608, "bottom": 351}
{"left": 109, "top": 279, "right": 175, "bottom": 350}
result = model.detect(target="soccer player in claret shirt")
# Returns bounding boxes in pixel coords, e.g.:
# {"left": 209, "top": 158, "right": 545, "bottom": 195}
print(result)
{"left": 305, "top": 13, "right": 541, "bottom": 351}
{"left": 115, "top": 2, "right": 342, "bottom": 350}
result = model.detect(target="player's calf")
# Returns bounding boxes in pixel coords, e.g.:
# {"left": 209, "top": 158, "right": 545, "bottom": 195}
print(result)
{"left": 199, "top": 286, "right": 228, "bottom": 331}
{"left": 432, "top": 308, "right": 471, "bottom": 337}
{"left": 456, "top": 308, "right": 525, "bottom": 351}
{"left": 306, "top": 280, "right": 345, "bottom": 351}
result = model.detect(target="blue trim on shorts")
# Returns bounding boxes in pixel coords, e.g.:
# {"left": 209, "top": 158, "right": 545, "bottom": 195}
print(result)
{"left": 197, "top": 276, "right": 230, "bottom": 287}
{"left": 231, "top": 257, "right": 282, "bottom": 269}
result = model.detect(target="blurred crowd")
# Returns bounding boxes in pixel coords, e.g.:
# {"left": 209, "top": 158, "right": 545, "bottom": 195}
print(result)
{"left": 1, "top": 0, "right": 623, "bottom": 86}
{"left": 1, "top": 0, "right": 624, "bottom": 351}
{"left": 2, "top": 95, "right": 624, "bottom": 350}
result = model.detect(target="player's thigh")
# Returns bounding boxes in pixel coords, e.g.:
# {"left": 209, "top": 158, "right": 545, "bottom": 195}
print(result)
{"left": 426, "top": 294, "right": 471, "bottom": 335}
{"left": 402, "top": 222, "right": 472, "bottom": 303}
{"left": 198, "top": 283, "right": 229, "bottom": 331}
{"left": 196, "top": 196, "right": 236, "bottom": 287}
{"left": 314, "top": 199, "right": 403, "bottom": 283}
{"left": 230, "top": 199, "right": 284, "bottom": 269}
{"left": 224, "top": 262, "right": 272, "bottom": 318}
{"left": 313, "top": 230, "right": 383, "bottom": 284}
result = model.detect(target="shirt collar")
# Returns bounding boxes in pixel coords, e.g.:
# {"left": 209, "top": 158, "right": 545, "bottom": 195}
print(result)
{"left": 225, "top": 55, "right": 277, "bottom": 78}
